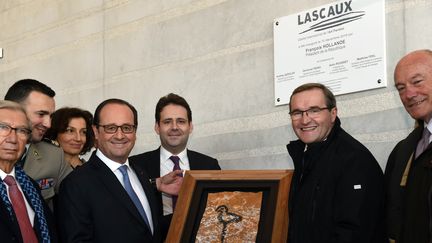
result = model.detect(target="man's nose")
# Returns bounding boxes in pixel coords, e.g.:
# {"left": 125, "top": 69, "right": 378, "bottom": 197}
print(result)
{"left": 405, "top": 86, "right": 417, "bottom": 99}
{"left": 171, "top": 121, "right": 178, "bottom": 130}
{"left": 113, "top": 128, "right": 125, "bottom": 138}
{"left": 300, "top": 111, "right": 312, "bottom": 123}
{"left": 43, "top": 116, "right": 51, "bottom": 128}
{"left": 5, "top": 130, "right": 18, "bottom": 143}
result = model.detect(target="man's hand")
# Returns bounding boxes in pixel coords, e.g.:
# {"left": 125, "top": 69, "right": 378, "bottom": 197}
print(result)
{"left": 156, "top": 170, "right": 183, "bottom": 195}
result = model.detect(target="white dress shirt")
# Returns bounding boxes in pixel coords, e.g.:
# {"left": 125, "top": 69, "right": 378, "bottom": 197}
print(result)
{"left": 160, "top": 146, "right": 190, "bottom": 215}
{"left": 0, "top": 167, "right": 35, "bottom": 226}
{"left": 96, "top": 150, "right": 154, "bottom": 233}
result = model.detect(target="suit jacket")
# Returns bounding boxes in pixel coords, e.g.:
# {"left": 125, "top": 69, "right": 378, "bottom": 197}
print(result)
{"left": 385, "top": 124, "right": 432, "bottom": 243}
{"left": 0, "top": 177, "right": 58, "bottom": 243}
{"left": 58, "top": 152, "right": 162, "bottom": 243}
{"left": 130, "top": 148, "right": 220, "bottom": 238}
{"left": 23, "top": 141, "right": 72, "bottom": 202}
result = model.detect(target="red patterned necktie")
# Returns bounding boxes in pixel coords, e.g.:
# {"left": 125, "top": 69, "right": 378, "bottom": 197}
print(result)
{"left": 3, "top": 175, "right": 38, "bottom": 243}
{"left": 170, "top": 155, "right": 182, "bottom": 210}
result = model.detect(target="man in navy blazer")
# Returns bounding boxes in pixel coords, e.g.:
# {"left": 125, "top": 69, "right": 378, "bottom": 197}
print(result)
{"left": 130, "top": 93, "right": 220, "bottom": 238}
{"left": 58, "top": 99, "right": 182, "bottom": 243}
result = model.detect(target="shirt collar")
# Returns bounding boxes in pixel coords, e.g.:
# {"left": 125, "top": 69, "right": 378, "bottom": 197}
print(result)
{"left": 0, "top": 167, "right": 16, "bottom": 181}
{"left": 23, "top": 144, "right": 30, "bottom": 157}
{"left": 160, "top": 146, "right": 188, "bottom": 164}
{"left": 96, "top": 149, "right": 130, "bottom": 172}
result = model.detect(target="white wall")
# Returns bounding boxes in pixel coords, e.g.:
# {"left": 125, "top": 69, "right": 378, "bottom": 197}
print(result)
{"left": 1, "top": 0, "right": 431, "bottom": 170}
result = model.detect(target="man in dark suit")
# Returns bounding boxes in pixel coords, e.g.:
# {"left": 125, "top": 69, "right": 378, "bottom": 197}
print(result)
{"left": 0, "top": 100, "right": 57, "bottom": 243}
{"left": 385, "top": 49, "right": 432, "bottom": 243}
{"left": 130, "top": 93, "right": 220, "bottom": 238}
{"left": 5, "top": 79, "right": 71, "bottom": 208}
{"left": 58, "top": 98, "right": 182, "bottom": 243}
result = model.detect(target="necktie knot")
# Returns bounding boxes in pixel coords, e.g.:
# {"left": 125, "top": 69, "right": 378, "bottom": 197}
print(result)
{"left": 416, "top": 127, "right": 431, "bottom": 159}
{"left": 3, "top": 175, "right": 17, "bottom": 186}
{"left": 170, "top": 156, "right": 181, "bottom": 170}
{"left": 423, "top": 127, "right": 431, "bottom": 139}
{"left": 118, "top": 165, "right": 128, "bottom": 176}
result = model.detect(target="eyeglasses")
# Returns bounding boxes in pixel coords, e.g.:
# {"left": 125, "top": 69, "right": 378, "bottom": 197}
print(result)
{"left": 289, "top": 107, "right": 330, "bottom": 121}
{"left": 0, "top": 123, "right": 31, "bottom": 139}
{"left": 97, "top": 124, "right": 136, "bottom": 134}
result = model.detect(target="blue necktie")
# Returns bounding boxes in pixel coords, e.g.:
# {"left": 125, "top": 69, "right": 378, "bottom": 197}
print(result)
{"left": 118, "top": 165, "right": 152, "bottom": 233}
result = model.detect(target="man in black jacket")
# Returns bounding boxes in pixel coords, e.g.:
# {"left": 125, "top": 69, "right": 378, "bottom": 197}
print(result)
{"left": 287, "top": 83, "right": 385, "bottom": 243}
{"left": 385, "top": 49, "right": 432, "bottom": 243}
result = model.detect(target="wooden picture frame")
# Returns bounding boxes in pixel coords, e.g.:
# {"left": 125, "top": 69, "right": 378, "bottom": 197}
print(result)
{"left": 166, "top": 170, "right": 293, "bottom": 242}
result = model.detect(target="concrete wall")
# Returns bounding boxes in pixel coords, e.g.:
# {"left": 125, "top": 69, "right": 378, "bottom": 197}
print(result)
{"left": 0, "top": 0, "right": 431, "bottom": 170}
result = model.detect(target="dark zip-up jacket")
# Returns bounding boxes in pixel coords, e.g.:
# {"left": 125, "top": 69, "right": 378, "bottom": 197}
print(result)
{"left": 287, "top": 117, "right": 386, "bottom": 243}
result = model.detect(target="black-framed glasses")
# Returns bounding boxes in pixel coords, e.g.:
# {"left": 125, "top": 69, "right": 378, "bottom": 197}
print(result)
{"left": 97, "top": 124, "right": 136, "bottom": 134}
{"left": 289, "top": 107, "right": 330, "bottom": 121}
{"left": 0, "top": 123, "right": 31, "bottom": 139}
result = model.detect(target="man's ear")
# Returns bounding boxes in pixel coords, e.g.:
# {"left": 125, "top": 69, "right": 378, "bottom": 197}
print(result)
{"left": 154, "top": 122, "right": 160, "bottom": 135}
{"left": 189, "top": 122, "right": 193, "bottom": 134}
{"left": 330, "top": 107, "right": 337, "bottom": 123}
{"left": 92, "top": 125, "right": 99, "bottom": 140}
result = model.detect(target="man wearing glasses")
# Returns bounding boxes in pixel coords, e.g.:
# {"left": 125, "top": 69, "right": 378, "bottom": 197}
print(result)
{"left": 286, "top": 83, "right": 385, "bottom": 243}
{"left": 58, "top": 98, "right": 183, "bottom": 243}
{"left": 0, "top": 100, "right": 57, "bottom": 243}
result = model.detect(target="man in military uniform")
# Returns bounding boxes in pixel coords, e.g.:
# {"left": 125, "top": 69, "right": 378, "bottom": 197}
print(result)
{"left": 5, "top": 79, "right": 71, "bottom": 209}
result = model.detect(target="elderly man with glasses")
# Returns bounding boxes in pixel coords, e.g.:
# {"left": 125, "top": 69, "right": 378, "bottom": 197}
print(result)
{"left": 0, "top": 100, "right": 57, "bottom": 243}
{"left": 286, "top": 83, "right": 385, "bottom": 243}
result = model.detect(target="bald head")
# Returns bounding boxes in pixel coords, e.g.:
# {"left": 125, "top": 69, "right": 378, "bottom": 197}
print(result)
{"left": 394, "top": 49, "right": 432, "bottom": 122}
{"left": 395, "top": 50, "right": 432, "bottom": 79}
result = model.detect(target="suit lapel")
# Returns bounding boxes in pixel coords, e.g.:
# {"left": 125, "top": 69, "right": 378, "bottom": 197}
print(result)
{"left": 187, "top": 150, "right": 201, "bottom": 170}
{"left": 151, "top": 148, "right": 162, "bottom": 177}
{"left": 90, "top": 155, "right": 150, "bottom": 230}
{"left": 0, "top": 195, "right": 23, "bottom": 242}
{"left": 131, "top": 163, "right": 159, "bottom": 229}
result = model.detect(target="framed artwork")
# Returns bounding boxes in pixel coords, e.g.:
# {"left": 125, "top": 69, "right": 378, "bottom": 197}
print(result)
{"left": 166, "top": 170, "right": 293, "bottom": 242}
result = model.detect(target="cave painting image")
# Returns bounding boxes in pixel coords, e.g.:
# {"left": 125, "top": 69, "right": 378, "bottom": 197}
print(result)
{"left": 216, "top": 205, "right": 242, "bottom": 242}
{"left": 195, "top": 191, "right": 263, "bottom": 243}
